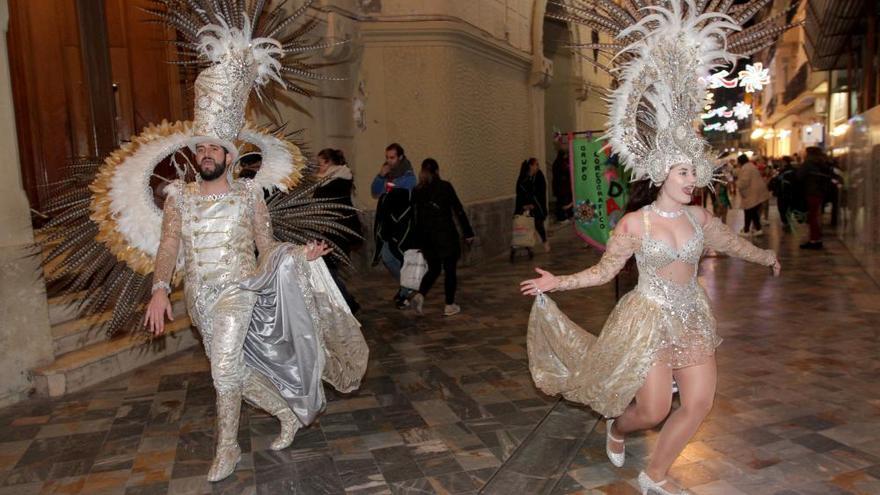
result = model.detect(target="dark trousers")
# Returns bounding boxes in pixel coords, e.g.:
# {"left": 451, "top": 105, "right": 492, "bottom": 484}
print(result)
{"left": 807, "top": 195, "right": 823, "bottom": 241}
{"left": 554, "top": 198, "right": 573, "bottom": 221}
{"left": 419, "top": 255, "right": 458, "bottom": 305}
{"left": 534, "top": 216, "right": 547, "bottom": 242}
{"left": 744, "top": 205, "right": 762, "bottom": 232}
{"left": 777, "top": 199, "right": 790, "bottom": 227}
{"left": 327, "top": 263, "right": 359, "bottom": 313}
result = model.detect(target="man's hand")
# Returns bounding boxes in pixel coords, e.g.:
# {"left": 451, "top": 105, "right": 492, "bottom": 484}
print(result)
{"left": 144, "top": 290, "right": 174, "bottom": 336}
{"left": 305, "top": 240, "right": 332, "bottom": 261}
{"left": 379, "top": 163, "right": 391, "bottom": 177}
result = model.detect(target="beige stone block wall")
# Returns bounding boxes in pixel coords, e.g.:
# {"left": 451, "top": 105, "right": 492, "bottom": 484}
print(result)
{"left": 374, "top": 0, "right": 534, "bottom": 54}
{"left": 352, "top": 20, "right": 535, "bottom": 205}
{"left": 0, "top": 0, "right": 55, "bottom": 407}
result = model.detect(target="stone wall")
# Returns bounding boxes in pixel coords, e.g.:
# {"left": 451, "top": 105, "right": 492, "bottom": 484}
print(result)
{"left": 0, "top": 0, "right": 55, "bottom": 407}
{"left": 360, "top": 0, "right": 534, "bottom": 54}
{"left": 352, "top": 20, "right": 534, "bottom": 205}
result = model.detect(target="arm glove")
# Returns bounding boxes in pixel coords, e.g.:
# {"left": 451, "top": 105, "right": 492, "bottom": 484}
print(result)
{"left": 703, "top": 217, "right": 777, "bottom": 266}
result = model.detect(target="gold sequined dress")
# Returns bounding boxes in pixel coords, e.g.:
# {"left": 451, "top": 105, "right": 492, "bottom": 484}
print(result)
{"left": 527, "top": 207, "right": 776, "bottom": 418}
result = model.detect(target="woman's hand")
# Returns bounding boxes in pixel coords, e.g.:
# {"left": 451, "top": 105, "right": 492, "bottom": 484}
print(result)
{"left": 771, "top": 260, "right": 782, "bottom": 277}
{"left": 144, "top": 290, "right": 174, "bottom": 336}
{"left": 304, "top": 240, "right": 332, "bottom": 261}
{"left": 520, "top": 268, "right": 559, "bottom": 296}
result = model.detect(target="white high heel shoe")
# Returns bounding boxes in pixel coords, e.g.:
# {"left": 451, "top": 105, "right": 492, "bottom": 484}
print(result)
{"left": 605, "top": 419, "right": 625, "bottom": 467}
{"left": 637, "top": 471, "right": 690, "bottom": 495}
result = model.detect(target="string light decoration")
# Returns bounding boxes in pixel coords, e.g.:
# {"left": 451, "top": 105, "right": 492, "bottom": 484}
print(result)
{"left": 701, "top": 62, "right": 769, "bottom": 134}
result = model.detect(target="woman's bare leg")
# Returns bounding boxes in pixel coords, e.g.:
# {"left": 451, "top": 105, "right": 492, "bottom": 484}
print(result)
{"left": 645, "top": 357, "right": 717, "bottom": 481}
{"left": 608, "top": 363, "right": 674, "bottom": 454}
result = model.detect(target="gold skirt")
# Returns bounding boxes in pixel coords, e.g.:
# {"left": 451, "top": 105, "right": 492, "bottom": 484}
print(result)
{"left": 527, "top": 286, "right": 719, "bottom": 418}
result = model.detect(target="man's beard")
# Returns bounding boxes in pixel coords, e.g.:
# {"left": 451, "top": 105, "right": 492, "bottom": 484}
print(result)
{"left": 198, "top": 158, "right": 227, "bottom": 181}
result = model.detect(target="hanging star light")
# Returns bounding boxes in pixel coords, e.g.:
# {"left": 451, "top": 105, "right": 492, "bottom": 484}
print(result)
{"left": 723, "top": 120, "right": 739, "bottom": 133}
{"left": 701, "top": 105, "right": 728, "bottom": 120}
{"left": 738, "top": 63, "right": 771, "bottom": 93}
{"left": 733, "top": 101, "right": 753, "bottom": 120}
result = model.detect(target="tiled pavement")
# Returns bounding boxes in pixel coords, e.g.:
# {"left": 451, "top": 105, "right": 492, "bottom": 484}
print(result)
{"left": 1, "top": 213, "right": 880, "bottom": 495}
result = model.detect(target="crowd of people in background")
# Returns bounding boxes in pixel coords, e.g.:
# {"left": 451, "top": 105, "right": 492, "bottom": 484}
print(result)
{"left": 287, "top": 141, "right": 840, "bottom": 320}
{"left": 708, "top": 147, "right": 841, "bottom": 250}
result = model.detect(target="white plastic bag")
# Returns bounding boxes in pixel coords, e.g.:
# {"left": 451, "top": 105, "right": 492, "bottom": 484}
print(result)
{"left": 400, "top": 249, "right": 428, "bottom": 290}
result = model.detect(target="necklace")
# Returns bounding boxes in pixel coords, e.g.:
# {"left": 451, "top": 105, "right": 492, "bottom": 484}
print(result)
{"left": 649, "top": 203, "right": 684, "bottom": 219}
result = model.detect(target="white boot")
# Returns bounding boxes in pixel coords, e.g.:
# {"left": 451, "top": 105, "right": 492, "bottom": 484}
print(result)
{"left": 207, "top": 391, "right": 242, "bottom": 482}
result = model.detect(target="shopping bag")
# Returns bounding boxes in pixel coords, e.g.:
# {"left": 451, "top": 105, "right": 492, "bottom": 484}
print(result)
{"left": 512, "top": 214, "right": 537, "bottom": 248}
{"left": 400, "top": 249, "right": 427, "bottom": 290}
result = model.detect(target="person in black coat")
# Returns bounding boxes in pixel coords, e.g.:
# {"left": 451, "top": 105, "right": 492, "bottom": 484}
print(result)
{"left": 409, "top": 158, "right": 474, "bottom": 317}
{"left": 551, "top": 150, "right": 573, "bottom": 222}
{"left": 315, "top": 148, "right": 363, "bottom": 312}
{"left": 796, "top": 146, "right": 831, "bottom": 249}
{"left": 768, "top": 156, "right": 796, "bottom": 231}
{"left": 515, "top": 157, "right": 549, "bottom": 251}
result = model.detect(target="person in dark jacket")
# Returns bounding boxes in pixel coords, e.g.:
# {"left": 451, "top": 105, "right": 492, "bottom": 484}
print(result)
{"left": 315, "top": 148, "right": 362, "bottom": 313}
{"left": 409, "top": 158, "right": 474, "bottom": 317}
{"left": 768, "top": 155, "right": 796, "bottom": 231}
{"left": 796, "top": 146, "right": 831, "bottom": 249}
{"left": 515, "top": 157, "right": 549, "bottom": 251}
{"left": 373, "top": 187, "right": 416, "bottom": 307}
{"left": 551, "top": 150, "right": 573, "bottom": 222}
{"left": 371, "top": 143, "right": 417, "bottom": 308}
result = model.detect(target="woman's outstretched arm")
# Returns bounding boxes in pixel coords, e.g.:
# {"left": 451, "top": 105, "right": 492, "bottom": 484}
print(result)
{"left": 520, "top": 221, "right": 640, "bottom": 296}
{"left": 693, "top": 207, "right": 781, "bottom": 276}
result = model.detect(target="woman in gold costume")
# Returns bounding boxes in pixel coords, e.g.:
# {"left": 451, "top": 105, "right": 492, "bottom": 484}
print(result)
{"left": 524, "top": 0, "right": 798, "bottom": 492}
{"left": 521, "top": 165, "right": 780, "bottom": 494}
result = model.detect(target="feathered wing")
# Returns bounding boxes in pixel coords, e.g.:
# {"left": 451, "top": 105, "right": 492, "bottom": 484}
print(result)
{"left": 39, "top": 158, "right": 154, "bottom": 337}
{"left": 268, "top": 175, "right": 363, "bottom": 267}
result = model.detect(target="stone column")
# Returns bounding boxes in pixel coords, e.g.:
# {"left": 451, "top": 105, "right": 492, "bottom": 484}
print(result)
{"left": 0, "top": 0, "right": 55, "bottom": 407}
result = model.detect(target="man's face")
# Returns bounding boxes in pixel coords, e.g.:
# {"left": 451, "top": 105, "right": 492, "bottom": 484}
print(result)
{"left": 195, "top": 143, "right": 230, "bottom": 181}
{"left": 385, "top": 149, "right": 400, "bottom": 168}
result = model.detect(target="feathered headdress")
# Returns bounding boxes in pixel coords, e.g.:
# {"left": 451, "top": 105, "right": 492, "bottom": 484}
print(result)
{"left": 552, "top": 0, "right": 799, "bottom": 186}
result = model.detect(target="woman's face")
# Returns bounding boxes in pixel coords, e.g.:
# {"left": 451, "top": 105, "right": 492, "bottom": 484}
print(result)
{"left": 660, "top": 163, "right": 697, "bottom": 205}
{"left": 529, "top": 160, "right": 539, "bottom": 175}
{"left": 318, "top": 156, "right": 331, "bottom": 171}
